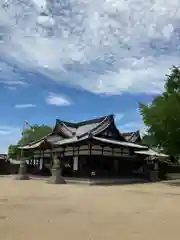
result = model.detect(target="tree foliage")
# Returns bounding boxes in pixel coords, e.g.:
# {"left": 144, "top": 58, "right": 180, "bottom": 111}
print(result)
{"left": 141, "top": 134, "right": 157, "bottom": 148}
{"left": 8, "top": 125, "right": 52, "bottom": 158}
{"left": 18, "top": 124, "right": 52, "bottom": 145}
{"left": 8, "top": 145, "right": 20, "bottom": 159}
{"left": 140, "top": 66, "right": 180, "bottom": 156}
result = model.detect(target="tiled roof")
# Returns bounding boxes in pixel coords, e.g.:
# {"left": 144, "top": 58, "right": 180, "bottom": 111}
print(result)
{"left": 122, "top": 131, "right": 141, "bottom": 142}
{"left": 93, "top": 137, "right": 147, "bottom": 149}
{"left": 61, "top": 115, "right": 113, "bottom": 127}
{"left": 21, "top": 115, "right": 141, "bottom": 150}
{"left": 135, "top": 149, "right": 168, "bottom": 157}
{"left": 0, "top": 154, "right": 7, "bottom": 160}
{"left": 54, "top": 115, "right": 115, "bottom": 138}
{"left": 19, "top": 115, "right": 114, "bottom": 149}
{"left": 20, "top": 140, "right": 45, "bottom": 149}
{"left": 22, "top": 134, "right": 147, "bottom": 150}
{"left": 53, "top": 136, "right": 147, "bottom": 149}
{"left": 21, "top": 135, "right": 88, "bottom": 149}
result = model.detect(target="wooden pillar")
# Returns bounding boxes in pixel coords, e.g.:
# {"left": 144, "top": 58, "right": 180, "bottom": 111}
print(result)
{"left": 73, "top": 156, "right": 79, "bottom": 171}
{"left": 114, "top": 159, "right": 119, "bottom": 176}
{"left": 73, "top": 156, "right": 79, "bottom": 177}
{"left": 47, "top": 153, "right": 66, "bottom": 184}
{"left": 39, "top": 150, "right": 43, "bottom": 170}
{"left": 39, "top": 157, "right": 43, "bottom": 170}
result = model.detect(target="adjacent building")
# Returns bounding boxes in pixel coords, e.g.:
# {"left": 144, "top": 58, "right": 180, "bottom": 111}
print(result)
{"left": 0, "top": 154, "right": 8, "bottom": 174}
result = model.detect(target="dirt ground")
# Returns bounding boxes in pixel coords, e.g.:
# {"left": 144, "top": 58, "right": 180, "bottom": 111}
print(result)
{"left": 0, "top": 177, "right": 180, "bottom": 240}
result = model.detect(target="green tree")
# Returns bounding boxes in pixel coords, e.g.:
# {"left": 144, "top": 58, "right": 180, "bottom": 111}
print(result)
{"left": 8, "top": 145, "right": 20, "bottom": 159}
{"left": 141, "top": 134, "right": 157, "bottom": 148}
{"left": 18, "top": 125, "right": 52, "bottom": 145}
{"left": 165, "top": 66, "right": 180, "bottom": 94}
{"left": 139, "top": 66, "right": 180, "bottom": 156}
{"left": 8, "top": 125, "right": 52, "bottom": 158}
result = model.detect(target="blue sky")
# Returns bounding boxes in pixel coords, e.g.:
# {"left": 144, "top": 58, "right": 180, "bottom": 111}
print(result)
{"left": 0, "top": 0, "right": 180, "bottom": 153}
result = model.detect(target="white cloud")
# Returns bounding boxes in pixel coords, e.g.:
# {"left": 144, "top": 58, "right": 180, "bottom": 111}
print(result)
{"left": 32, "top": 0, "right": 47, "bottom": 10}
{"left": 45, "top": 92, "right": 72, "bottom": 106}
{"left": 1, "top": 80, "right": 27, "bottom": 86}
{"left": 0, "top": 62, "right": 27, "bottom": 85}
{"left": 0, "top": 126, "right": 21, "bottom": 153}
{"left": 5, "top": 86, "right": 17, "bottom": 91}
{"left": 1, "top": 80, "right": 28, "bottom": 89}
{"left": 119, "top": 120, "right": 146, "bottom": 135}
{"left": 114, "top": 113, "right": 124, "bottom": 122}
{"left": 139, "top": 125, "right": 148, "bottom": 137}
{"left": 15, "top": 104, "right": 36, "bottom": 109}
{"left": 1, "top": 0, "right": 180, "bottom": 94}
{"left": 120, "top": 122, "right": 139, "bottom": 132}
{"left": 0, "top": 62, "right": 28, "bottom": 88}
{"left": 117, "top": 107, "right": 148, "bottom": 136}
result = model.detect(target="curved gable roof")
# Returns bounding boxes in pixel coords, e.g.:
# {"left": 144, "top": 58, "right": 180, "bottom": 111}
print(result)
{"left": 52, "top": 114, "right": 126, "bottom": 140}
{"left": 122, "top": 131, "right": 141, "bottom": 143}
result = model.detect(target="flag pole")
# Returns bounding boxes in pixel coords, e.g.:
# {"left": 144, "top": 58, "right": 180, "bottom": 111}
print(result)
{"left": 15, "top": 120, "right": 29, "bottom": 180}
{"left": 20, "top": 120, "right": 26, "bottom": 160}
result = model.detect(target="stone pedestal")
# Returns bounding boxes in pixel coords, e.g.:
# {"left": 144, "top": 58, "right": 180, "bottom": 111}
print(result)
{"left": 47, "top": 155, "right": 66, "bottom": 184}
{"left": 149, "top": 170, "right": 159, "bottom": 182}
{"left": 15, "top": 159, "right": 30, "bottom": 180}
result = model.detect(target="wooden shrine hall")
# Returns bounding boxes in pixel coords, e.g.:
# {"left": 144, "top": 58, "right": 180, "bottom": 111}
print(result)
{"left": 20, "top": 114, "right": 167, "bottom": 181}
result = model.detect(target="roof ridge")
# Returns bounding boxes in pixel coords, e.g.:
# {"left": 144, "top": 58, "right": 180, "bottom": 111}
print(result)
{"left": 123, "top": 130, "right": 140, "bottom": 142}
{"left": 77, "top": 116, "right": 112, "bottom": 139}
{"left": 60, "top": 122, "right": 75, "bottom": 137}
{"left": 90, "top": 116, "right": 111, "bottom": 135}
{"left": 55, "top": 120, "right": 75, "bottom": 138}
{"left": 56, "top": 119, "right": 77, "bottom": 128}
{"left": 56, "top": 114, "right": 114, "bottom": 127}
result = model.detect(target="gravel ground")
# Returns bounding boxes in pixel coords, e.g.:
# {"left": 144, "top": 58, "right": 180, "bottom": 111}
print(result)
{"left": 0, "top": 177, "right": 180, "bottom": 240}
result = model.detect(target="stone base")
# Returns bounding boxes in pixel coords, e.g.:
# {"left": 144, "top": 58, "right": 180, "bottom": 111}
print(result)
{"left": 47, "top": 175, "right": 66, "bottom": 184}
{"left": 149, "top": 170, "right": 159, "bottom": 182}
{"left": 47, "top": 168, "right": 66, "bottom": 184}
{"left": 15, "top": 174, "right": 30, "bottom": 180}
